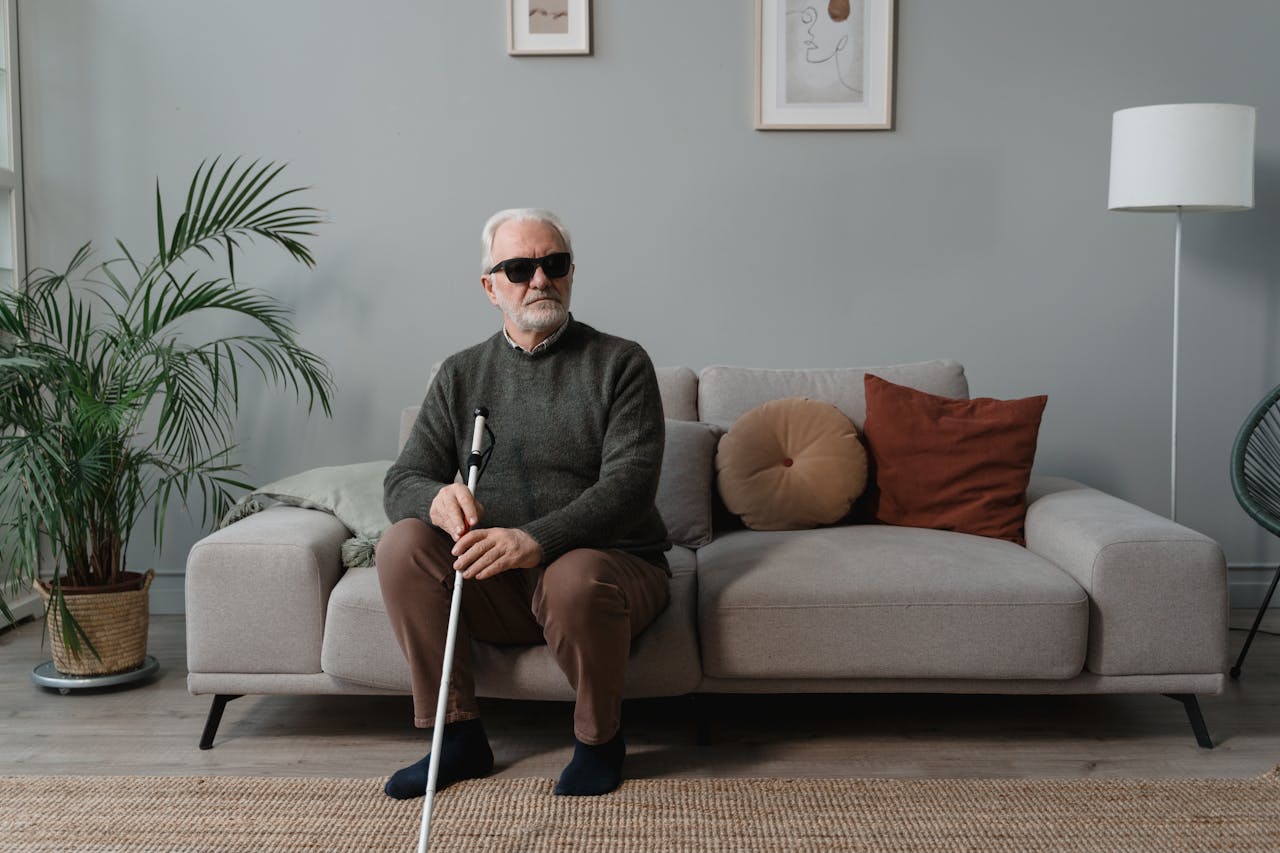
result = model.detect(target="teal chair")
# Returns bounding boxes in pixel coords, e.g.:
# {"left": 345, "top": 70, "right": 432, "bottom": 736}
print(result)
{"left": 1230, "top": 382, "right": 1280, "bottom": 678}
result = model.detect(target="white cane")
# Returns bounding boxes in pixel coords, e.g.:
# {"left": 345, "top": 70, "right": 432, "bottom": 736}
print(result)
{"left": 417, "top": 406, "right": 488, "bottom": 853}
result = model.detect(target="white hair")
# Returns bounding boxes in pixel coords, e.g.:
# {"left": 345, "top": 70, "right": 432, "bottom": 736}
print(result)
{"left": 480, "top": 208, "right": 573, "bottom": 273}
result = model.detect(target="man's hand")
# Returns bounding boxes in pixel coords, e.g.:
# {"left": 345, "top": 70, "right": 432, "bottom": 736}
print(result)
{"left": 452, "top": 527, "right": 543, "bottom": 580}
{"left": 430, "top": 483, "right": 485, "bottom": 542}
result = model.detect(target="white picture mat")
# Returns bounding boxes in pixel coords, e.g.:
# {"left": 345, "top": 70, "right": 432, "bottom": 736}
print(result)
{"left": 757, "top": 0, "right": 894, "bottom": 129}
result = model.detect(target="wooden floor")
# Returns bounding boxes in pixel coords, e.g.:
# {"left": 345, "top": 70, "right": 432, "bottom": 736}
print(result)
{"left": 3, "top": 613, "right": 1279, "bottom": 781}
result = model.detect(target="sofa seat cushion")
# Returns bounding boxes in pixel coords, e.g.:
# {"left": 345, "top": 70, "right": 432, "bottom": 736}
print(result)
{"left": 696, "top": 525, "right": 1088, "bottom": 680}
{"left": 321, "top": 546, "right": 701, "bottom": 699}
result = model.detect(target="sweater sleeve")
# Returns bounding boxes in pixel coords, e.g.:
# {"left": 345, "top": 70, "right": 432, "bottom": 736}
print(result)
{"left": 383, "top": 363, "right": 461, "bottom": 525}
{"left": 519, "top": 344, "right": 665, "bottom": 561}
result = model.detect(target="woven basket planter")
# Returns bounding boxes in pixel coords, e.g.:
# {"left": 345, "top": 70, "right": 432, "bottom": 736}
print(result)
{"left": 38, "top": 570, "right": 154, "bottom": 676}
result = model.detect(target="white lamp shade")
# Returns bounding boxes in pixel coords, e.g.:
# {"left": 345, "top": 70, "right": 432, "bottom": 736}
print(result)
{"left": 1108, "top": 103, "right": 1256, "bottom": 212}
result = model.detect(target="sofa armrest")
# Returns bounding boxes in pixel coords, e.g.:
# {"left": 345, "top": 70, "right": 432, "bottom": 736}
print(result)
{"left": 186, "top": 506, "right": 350, "bottom": 676}
{"left": 1024, "top": 475, "right": 1228, "bottom": 677}
{"left": 1024, "top": 471, "right": 1223, "bottom": 676}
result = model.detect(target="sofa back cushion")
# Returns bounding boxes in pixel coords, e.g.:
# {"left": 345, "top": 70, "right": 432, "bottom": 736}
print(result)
{"left": 655, "top": 366, "right": 699, "bottom": 421}
{"left": 697, "top": 360, "right": 969, "bottom": 429}
{"left": 658, "top": 419, "right": 722, "bottom": 547}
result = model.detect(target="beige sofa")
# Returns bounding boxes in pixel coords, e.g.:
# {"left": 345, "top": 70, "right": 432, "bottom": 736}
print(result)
{"left": 186, "top": 360, "right": 1229, "bottom": 750}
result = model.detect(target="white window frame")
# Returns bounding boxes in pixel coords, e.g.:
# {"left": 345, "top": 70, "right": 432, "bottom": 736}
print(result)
{"left": 0, "top": 0, "right": 35, "bottom": 625}
{"left": 0, "top": 0, "right": 23, "bottom": 286}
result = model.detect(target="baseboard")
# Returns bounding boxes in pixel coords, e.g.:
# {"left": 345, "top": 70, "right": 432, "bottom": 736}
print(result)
{"left": 3, "top": 586, "right": 43, "bottom": 625}
{"left": 149, "top": 572, "right": 186, "bottom": 615}
{"left": 4, "top": 577, "right": 187, "bottom": 619}
{"left": 1228, "top": 564, "right": 1278, "bottom": 610}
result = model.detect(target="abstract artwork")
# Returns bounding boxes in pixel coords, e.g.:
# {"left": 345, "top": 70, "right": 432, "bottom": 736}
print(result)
{"left": 756, "top": 0, "right": 895, "bottom": 129}
{"left": 529, "top": 0, "right": 569, "bottom": 34}
{"left": 508, "top": 0, "right": 591, "bottom": 55}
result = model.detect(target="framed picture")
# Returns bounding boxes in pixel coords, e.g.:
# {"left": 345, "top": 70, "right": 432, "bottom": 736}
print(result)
{"left": 755, "top": 0, "right": 896, "bottom": 130}
{"left": 507, "top": 0, "right": 592, "bottom": 56}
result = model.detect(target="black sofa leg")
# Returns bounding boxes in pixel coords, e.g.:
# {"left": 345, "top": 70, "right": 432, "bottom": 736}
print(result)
{"left": 691, "top": 694, "right": 712, "bottom": 746}
{"left": 1164, "top": 693, "right": 1213, "bottom": 749}
{"left": 199, "top": 694, "right": 242, "bottom": 750}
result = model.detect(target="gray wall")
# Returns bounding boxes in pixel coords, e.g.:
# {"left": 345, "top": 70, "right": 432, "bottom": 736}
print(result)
{"left": 17, "top": 1, "right": 1280, "bottom": 612}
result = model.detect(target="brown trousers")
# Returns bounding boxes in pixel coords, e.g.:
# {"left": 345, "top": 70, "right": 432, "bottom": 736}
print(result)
{"left": 375, "top": 519, "right": 670, "bottom": 744}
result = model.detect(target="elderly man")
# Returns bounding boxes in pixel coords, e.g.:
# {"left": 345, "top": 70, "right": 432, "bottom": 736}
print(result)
{"left": 377, "top": 208, "right": 670, "bottom": 799}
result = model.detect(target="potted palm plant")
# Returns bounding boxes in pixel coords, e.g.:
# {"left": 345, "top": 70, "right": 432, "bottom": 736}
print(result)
{"left": 0, "top": 158, "right": 335, "bottom": 676}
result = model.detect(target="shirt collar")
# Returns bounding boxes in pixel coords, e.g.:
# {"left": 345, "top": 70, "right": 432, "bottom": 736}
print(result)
{"left": 502, "top": 315, "right": 571, "bottom": 356}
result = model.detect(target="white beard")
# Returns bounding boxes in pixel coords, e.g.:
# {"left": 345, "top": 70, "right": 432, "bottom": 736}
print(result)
{"left": 510, "top": 296, "right": 568, "bottom": 333}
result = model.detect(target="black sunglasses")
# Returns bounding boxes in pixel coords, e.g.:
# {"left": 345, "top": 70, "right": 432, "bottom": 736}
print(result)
{"left": 488, "top": 252, "right": 572, "bottom": 284}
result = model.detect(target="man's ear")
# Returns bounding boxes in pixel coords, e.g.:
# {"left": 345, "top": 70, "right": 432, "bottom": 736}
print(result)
{"left": 481, "top": 275, "right": 500, "bottom": 307}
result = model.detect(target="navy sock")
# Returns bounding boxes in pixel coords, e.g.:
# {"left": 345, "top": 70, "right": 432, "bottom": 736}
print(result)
{"left": 554, "top": 731, "right": 625, "bottom": 796}
{"left": 384, "top": 717, "right": 494, "bottom": 800}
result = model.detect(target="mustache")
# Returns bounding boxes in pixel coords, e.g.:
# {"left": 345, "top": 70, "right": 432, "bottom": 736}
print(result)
{"left": 523, "top": 294, "right": 562, "bottom": 307}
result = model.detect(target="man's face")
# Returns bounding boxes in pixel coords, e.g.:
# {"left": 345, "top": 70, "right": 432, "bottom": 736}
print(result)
{"left": 482, "top": 219, "right": 573, "bottom": 339}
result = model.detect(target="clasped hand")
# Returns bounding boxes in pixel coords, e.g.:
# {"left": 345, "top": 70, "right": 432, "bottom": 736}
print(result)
{"left": 429, "top": 483, "right": 542, "bottom": 580}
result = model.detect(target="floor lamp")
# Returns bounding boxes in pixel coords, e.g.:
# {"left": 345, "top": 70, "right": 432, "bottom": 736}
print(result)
{"left": 1107, "top": 103, "right": 1256, "bottom": 520}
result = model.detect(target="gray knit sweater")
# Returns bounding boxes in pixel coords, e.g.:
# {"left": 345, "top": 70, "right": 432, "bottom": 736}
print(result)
{"left": 384, "top": 317, "right": 670, "bottom": 571}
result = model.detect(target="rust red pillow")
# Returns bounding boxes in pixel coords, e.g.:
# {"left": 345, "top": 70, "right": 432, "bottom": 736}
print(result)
{"left": 861, "top": 374, "right": 1047, "bottom": 545}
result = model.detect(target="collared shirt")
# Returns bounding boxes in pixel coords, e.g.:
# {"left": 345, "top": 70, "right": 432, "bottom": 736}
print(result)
{"left": 502, "top": 316, "right": 570, "bottom": 356}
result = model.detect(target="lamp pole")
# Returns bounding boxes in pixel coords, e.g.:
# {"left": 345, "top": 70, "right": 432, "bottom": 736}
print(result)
{"left": 1171, "top": 206, "right": 1182, "bottom": 521}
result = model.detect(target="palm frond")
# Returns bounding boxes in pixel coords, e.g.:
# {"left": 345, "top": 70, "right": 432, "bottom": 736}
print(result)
{"left": 0, "top": 158, "right": 333, "bottom": 638}
{"left": 143, "top": 160, "right": 324, "bottom": 285}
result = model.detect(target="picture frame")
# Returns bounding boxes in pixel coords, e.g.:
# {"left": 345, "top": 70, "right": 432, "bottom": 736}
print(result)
{"left": 507, "top": 0, "right": 592, "bottom": 56}
{"left": 755, "top": 0, "right": 896, "bottom": 130}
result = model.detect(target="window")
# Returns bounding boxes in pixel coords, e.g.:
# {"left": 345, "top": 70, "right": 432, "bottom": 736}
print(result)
{"left": 0, "top": 0, "right": 22, "bottom": 292}
{"left": 0, "top": 0, "right": 31, "bottom": 622}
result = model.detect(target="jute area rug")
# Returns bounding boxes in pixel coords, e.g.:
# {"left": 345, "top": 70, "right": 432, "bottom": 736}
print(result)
{"left": 3, "top": 772, "right": 1279, "bottom": 852}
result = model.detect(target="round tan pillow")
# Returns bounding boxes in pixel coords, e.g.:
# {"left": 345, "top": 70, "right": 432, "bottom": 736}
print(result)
{"left": 715, "top": 396, "right": 868, "bottom": 531}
